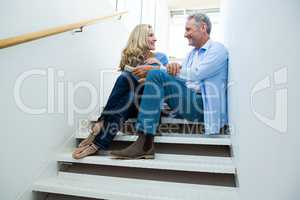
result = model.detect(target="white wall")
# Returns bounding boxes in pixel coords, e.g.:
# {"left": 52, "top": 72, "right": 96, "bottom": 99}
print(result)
{"left": 117, "top": 0, "right": 142, "bottom": 32}
{"left": 140, "top": 0, "right": 169, "bottom": 53}
{"left": 109, "top": 0, "right": 169, "bottom": 53}
{"left": 153, "top": 0, "right": 170, "bottom": 54}
{"left": 167, "top": 0, "right": 220, "bottom": 10}
{"left": 222, "top": 0, "right": 300, "bottom": 199}
{"left": 0, "top": 1, "right": 171, "bottom": 199}
{"left": 0, "top": 1, "right": 129, "bottom": 200}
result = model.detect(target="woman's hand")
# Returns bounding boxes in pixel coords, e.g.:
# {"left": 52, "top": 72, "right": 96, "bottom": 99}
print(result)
{"left": 132, "top": 65, "right": 154, "bottom": 78}
{"left": 138, "top": 78, "right": 146, "bottom": 83}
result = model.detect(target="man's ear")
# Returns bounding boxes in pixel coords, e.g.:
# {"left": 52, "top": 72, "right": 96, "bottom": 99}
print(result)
{"left": 200, "top": 23, "right": 207, "bottom": 33}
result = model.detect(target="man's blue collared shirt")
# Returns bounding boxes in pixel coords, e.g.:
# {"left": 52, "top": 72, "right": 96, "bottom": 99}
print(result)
{"left": 179, "top": 40, "right": 229, "bottom": 134}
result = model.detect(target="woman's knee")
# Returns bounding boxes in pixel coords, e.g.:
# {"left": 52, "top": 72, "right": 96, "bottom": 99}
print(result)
{"left": 116, "top": 72, "right": 138, "bottom": 86}
{"left": 119, "top": 71, "right": 133, "bottom": 80}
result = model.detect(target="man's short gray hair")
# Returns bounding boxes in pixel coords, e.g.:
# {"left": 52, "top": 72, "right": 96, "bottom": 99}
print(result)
{"left": 188, "top": 13, "right": 212, "bottom": 35}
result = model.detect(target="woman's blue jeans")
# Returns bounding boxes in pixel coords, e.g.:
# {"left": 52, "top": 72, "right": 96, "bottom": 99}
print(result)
{"left": 93, "top": 69, "right": 204, "bottom": 149}
{"left": 93, "top": 72, "right": 143, "bottom": 150}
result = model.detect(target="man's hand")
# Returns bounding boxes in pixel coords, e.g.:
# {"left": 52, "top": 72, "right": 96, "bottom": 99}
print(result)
{"left": 132, "top": 65, "right": 153, "bottom": 78}
{"left": 167, "top": 63, "right": 181, "bottom": 76}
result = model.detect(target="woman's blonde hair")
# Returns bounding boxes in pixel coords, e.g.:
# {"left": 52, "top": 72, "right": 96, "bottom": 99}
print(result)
{"left": 119, "top": 24, "right": 154, "bottom": 70}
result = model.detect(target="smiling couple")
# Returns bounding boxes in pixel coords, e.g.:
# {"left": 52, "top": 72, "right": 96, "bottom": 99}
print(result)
{"left": 73, "top": 12, "right": 228, "bottom": 160}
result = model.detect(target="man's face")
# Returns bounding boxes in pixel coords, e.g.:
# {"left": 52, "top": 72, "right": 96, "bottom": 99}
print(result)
{"left": 184, "top": 18, "right": 207, "bottom": 48}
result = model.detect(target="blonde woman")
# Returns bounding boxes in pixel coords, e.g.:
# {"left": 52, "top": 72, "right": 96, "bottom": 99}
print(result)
{"left": 73, "top": 24, "right": 168, "bottom": 159}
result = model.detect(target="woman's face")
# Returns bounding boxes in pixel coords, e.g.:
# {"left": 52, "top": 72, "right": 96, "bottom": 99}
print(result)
{"left": 147, "top": 29, "right": 157, "bottom": 51}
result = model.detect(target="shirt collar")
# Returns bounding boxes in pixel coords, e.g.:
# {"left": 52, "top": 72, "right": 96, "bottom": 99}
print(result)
{"left": 200, "top": 39, "right": 211, "bottom": 51}
{"left": 193, "top": 39, "right": 211, "bottom": 52}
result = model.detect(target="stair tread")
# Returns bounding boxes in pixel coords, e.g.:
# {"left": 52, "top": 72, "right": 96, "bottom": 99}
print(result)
{"left": 33, "top": 172, "right": 238, "bottom": 200}
{"left": 76, "top": 132, "right": 231, "bottom": 146}
{"left": 58, "top": 152, "right": 235, "bottom": 174}
{"left": 126, "top": 117, "right": 203, "bottom": 124}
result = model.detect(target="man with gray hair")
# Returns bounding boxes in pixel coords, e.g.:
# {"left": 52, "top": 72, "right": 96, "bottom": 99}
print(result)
{"left": 111, "top": 13, "right": 228, "bottom": 159}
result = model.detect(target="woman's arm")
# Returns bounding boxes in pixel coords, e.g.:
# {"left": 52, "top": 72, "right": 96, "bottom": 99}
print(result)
{"left": 132, "top": 53, "right": 169, "bottom": 79}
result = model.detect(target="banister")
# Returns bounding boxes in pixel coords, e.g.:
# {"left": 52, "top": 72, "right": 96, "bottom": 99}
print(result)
{"left": 0, "top": 11, "right": 127, "bottom": 49}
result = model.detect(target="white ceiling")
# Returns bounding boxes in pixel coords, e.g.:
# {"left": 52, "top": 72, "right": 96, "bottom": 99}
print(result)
{"left": 167, "top": 0, "right": 220, "bottom": 10}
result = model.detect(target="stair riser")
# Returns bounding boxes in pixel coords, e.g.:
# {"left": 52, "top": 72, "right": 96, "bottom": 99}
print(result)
{"left": 76, "top": 140, "right": 231, "bottom": 157}
{"left": 117, "top": 122, "right": 230, "bottom": 135}
{"left": 122, "top": 122, "right": 206, "bottom": 134}
{"left": 42, "top": 193, "right": 101, "bottom": 200}
{"left": 59, "top": 164, "right": 236, "bottom": 187}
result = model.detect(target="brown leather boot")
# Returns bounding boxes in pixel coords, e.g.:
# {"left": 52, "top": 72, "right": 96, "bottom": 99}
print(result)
{"left": 110, "top": 133, "right": 155, "bottom": 159}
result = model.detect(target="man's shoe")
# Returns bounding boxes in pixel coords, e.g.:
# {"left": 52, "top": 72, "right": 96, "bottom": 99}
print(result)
{"left": 110, "top": 133, "right": 155, "bottom": 159}
{"left": 72, "top": 143, "right": 99, "bottom": 159}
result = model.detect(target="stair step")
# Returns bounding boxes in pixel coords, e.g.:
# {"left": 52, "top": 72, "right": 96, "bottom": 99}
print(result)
{"left": 58, "top": 153, "right": 235, "bottom": 174}
{"left": 33, "top": 172, "right": 238, "bottom": 200}
{"left": 126, "top": 117, "right": 202, "bottom": 124}
{"left": 76, "top": 133, "right": 231, "bottom": 146}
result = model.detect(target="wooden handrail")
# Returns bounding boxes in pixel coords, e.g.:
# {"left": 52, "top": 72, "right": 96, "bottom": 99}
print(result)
{"left": 0, "top": 11, "right": 127, "bottom": 49}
